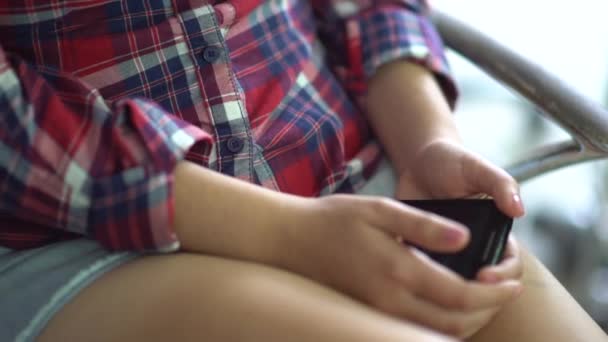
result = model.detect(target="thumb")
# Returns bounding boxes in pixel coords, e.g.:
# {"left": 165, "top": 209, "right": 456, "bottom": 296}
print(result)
{"left": 461, "top": 154, "right": 525, "bottom": 218}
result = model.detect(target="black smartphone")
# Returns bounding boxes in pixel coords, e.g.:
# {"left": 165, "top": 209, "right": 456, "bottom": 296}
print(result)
{"left": 400, "top": 199, "right": 513, "bottom": 279}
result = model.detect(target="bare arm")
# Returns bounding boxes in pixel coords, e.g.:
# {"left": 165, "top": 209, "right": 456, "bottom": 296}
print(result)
{"left": 170, "top": 158, "right": 523, "bottom": 339}
{"left": 366, "top": 61, "right": 524, "bottom": 218}
{"left": 367, "top": 61, "right": 461, "bottom": 175}
{"left": 173, "top": 161, "right": 295, "bottom": 264}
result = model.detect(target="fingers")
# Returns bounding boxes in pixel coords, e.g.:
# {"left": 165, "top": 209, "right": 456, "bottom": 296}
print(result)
{"left": 367, "top": 238, "right": 522, "bottom": 339}
{"left": 410, "top": 254, "right": 522, "bottom": 311}
{"left": 326, "top": 198, "right": 522, "bottom": 338}
{"left": 361, "top": 196, "right": 522, "bottom": 311}
{"left": 363, "top": 198, "right": 522, "bottom": 311}
{"left": 376, "top": 246, "right": 504, "bottom": 338}
{"left": 477, "top": 236, "right": 523, "bottom": 283}
{"left": 392, "top": 291, "right": 500, "bottom": 339}
{"left": 365, "top": 197, "right": 469, "bottom": 253}
{"left": 461, "top": 154, "right": 525, "bottom": 218}
{"left": 383, "top": 245, "right": 522, "bottom": 313}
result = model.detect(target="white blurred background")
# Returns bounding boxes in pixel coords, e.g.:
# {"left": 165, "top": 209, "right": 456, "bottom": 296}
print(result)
{"left": 434, "top": 0, "right": 608, "bottom": 330}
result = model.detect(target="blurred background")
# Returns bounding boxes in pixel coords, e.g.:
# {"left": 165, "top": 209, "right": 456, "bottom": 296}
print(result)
{"left": 433, "top": 0, "right": 608, "bottom": 331}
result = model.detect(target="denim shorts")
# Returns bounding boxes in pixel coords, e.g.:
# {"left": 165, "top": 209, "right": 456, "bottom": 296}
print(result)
{"left": 0, "top": 240, "right": 138, "bottom": 341}
{"left": 0, "top": 160, "right": 396, "bottom": 342}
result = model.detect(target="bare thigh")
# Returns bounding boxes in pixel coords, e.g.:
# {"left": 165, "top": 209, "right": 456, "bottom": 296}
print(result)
{"left": 469, "top": 245, "right": 607, "bottom": 342}
{"left": 38, "top": 253, "right": 452, "bottom": 342}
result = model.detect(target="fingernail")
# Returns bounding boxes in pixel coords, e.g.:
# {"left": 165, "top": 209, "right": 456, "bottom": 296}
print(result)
{"left": 443, "top": 227, "right": 466, "bottom": 244}
{"left": 512, "top": 194, "right": 525, "bottom": 216}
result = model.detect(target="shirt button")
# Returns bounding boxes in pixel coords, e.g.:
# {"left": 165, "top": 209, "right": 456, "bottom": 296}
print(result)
{"left": 202, "top": 46, "right": 222, "bottom": 63}
{"left": 226, "top": 137, "right": 244, "bottom": 153}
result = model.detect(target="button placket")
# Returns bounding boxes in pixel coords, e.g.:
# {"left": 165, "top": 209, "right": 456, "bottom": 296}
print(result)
{"left": 180, "top": 4, "right": 252, "bottom": 178}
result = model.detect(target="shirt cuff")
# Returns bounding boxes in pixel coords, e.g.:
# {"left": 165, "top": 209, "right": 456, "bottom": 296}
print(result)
{"left": 346, "top": 5, "right": 458, "bottom": 109}
{"left": 89, "top": 98, "right": 213, "bottom": 252}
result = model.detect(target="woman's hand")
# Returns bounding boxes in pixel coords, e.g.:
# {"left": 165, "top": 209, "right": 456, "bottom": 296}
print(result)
{"left": 394, "top": 139, "right": 525, "bottom": 288}
{"left": 395, "top": 139, "right": 525, "bottom": 218}
{"left": 477, "top": 236, "right": 523, "bottom": 283}
{"left": 274, "top": 194, "right": 523, "bottom": 338}
{"left": 361, "top": 58, "right": 526, "bottom": 337}
{"left": 394, "top": 139, "right": 525, "bottom": 337}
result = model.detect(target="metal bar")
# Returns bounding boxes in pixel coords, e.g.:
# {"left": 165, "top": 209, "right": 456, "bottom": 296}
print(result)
{"left": 431, "top": 10, "right": 608, "bottom": 181}
{"left": 431, "top": 10, "right": 608, "bottom": 154}
{"left": 505, "top": 141, "right": 605, "bottom": 182}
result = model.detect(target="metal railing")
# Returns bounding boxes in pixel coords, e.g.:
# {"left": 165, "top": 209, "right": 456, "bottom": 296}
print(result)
{"left": 432, "top": 11, "right": 608, "bottom": 182}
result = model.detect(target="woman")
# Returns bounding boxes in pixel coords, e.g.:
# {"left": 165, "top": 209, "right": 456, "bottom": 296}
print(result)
{"left": 0, "top": 0, "right": 605, "bottom": 340}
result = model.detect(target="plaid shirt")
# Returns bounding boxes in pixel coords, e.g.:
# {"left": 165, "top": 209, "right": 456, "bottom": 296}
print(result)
{"left": 0, "top": 0, "right": 455, "bottom": 252}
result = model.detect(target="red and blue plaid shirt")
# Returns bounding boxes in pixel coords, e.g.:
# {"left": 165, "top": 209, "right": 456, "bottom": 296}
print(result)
{"left": 0, "top": 0, "right": 455, "bottom": 252}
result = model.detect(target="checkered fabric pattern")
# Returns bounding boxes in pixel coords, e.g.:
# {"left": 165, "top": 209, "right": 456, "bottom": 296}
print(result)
{"left": 0, "top": 0, "right": 455, "bottom": 252}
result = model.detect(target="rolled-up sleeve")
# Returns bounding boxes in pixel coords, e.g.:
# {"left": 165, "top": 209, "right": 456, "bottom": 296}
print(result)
{"left": 0, "top": 45, "right": 213, "bottom": 252}
{"left": 312, "top": 0, "right": 457, "bottom": 108}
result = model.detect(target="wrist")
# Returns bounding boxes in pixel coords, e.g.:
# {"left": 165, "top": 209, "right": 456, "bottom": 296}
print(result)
{"left": 173, "top": 161, "right": 302, "bottom": 266}
{"left": 394, "top": 134, "right": 463, "bottom": 176}
{"left": 255, "top": 193, "right": 313, "bottom": 267}
{"left": 267, "top": 195, "right": 318, "bottom": 270}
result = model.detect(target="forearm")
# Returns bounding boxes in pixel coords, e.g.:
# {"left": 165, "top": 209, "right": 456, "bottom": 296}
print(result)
{"left": 367, "top": 61, "right": 461, "bottom": 173}
{"left": 173, "top": 161, "right": 303, "bottom": 264}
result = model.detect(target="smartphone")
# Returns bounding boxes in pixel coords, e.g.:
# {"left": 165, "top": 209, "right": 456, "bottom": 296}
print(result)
{"left": 400, "top": 199, "right": 513, "bottom": 279}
